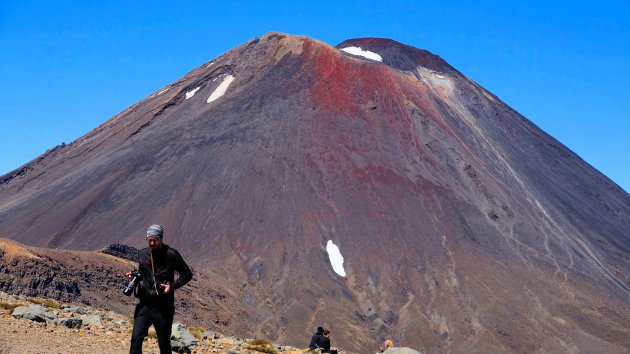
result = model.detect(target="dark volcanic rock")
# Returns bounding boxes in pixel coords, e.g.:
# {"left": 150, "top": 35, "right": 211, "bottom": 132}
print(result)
{"left": 101, "top": 244, "right": 138, "bottom": 261}
{"left": 60, "top": 317, "right": 83, "bottom": 329}
{"left": 0, "top": 33, "right": 629, "bottom": 353}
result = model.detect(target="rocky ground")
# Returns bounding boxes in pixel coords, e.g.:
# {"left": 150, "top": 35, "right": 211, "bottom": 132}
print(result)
{"left": 0, "top": 240, "right": 369, "bottom": 353}
{"left": 0, "top": 241, "right": 425, "bottom": 354}
{"left": 0, "top": 291, "right": 308, "bottom": 354}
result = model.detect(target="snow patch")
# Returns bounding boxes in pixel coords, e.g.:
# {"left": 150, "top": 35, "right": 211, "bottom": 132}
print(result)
{"left": 207, "top": 75, "right": 235, "bottom": 103}
{"left": 185, "top": 87, "right": 201, "bottom": 100}
{"left": 326, "top": 240, "right": 346, "bottom": 277}
{"left": 157, "top": 88, "right": 169, "bottom": 95}
{"left": 341, "top": 46, "right": 383, "bottom": 62}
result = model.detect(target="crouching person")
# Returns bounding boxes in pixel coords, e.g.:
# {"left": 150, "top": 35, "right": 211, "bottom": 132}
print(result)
{"left": 318, "top": 330, "right": 338, "bottom": 354}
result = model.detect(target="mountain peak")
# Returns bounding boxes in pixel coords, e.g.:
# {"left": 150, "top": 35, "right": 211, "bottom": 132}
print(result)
{"left": 336, "top": 37, "right": 460, "bottom": 75}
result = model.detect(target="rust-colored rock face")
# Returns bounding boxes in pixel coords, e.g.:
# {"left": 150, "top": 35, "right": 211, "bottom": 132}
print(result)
{"left": 0, "top": 33, "right": 629, "bottom": 352}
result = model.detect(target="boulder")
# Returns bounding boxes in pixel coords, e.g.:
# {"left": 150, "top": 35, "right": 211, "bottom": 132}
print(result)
{"left": 12, "top": 304, "right": 47, "bottom": 323}
{"left": 81, "top": 314, "right": 103, "bottom": 327}
{"left": 60, "top": 318, "right": 83, "bottom": 329}
{"left": 62, "top": 306, "right": 86, "bottom": 314}
{"left": 170, "top": 322, "right": 198, "bottom": 353}
{"left": 199, "top": 330, "right": 214, "bottom": 340}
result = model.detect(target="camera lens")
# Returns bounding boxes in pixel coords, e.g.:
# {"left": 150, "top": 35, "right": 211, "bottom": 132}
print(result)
{"left": 123, "top": 273, "right": 140, "bottom": 296}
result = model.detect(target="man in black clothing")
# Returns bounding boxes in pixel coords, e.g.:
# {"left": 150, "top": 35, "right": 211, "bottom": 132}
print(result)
{"left": 308, "top": 326, "right": 324, "bottom": 349}
{"left": 127, "top": 224, "right": 193, "bottom": 354}
{"left": 317, "top": 330, "right": 338, "bottom": 354}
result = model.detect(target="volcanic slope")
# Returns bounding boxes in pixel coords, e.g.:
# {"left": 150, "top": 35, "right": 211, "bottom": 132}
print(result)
{"left": 1, "top": 33, "right": 629, "bottom": 353}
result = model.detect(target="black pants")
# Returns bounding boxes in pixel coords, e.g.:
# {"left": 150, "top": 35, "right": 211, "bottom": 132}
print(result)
{"left": 129, "top": 303, "right": 174, "bottom": 354}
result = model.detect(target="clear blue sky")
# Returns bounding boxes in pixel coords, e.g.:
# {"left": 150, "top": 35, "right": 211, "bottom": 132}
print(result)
{"left": 1, "top": 1, "right": 628, "bottom": 192}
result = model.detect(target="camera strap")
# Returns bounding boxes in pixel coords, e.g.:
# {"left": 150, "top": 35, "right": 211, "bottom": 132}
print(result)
{"left": 150, "top": 250, "right": 159, "bottom": 295}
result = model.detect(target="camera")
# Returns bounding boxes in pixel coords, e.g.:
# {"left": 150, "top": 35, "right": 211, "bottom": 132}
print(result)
{"left": 123, "top": 271, "right": 141, "bottom": 296}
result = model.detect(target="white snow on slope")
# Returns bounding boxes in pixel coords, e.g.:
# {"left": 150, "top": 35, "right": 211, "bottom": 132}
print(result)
{"left": 326, "top": 240, "right": 346, "bottom": 277}
{"left": 341, "top": 46, "right": 383, "bottom": 62}
{"left": 207, "top": 75, "right": 235, "bottom": 103}
{"left": 157, "top": 88, "right": 169, "bottom": 95}
{"left": 185, "top": 87, "right": 201, "bottom": 100}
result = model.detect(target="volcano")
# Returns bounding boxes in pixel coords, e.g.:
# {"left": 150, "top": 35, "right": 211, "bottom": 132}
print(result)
{"left": 1, "top": 33, "right": 629, "bottom": 353}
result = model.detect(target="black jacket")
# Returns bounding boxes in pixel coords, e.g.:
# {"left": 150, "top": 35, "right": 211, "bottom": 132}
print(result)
{"left": 317, "top": 336, "right": 332, "bottom": 352}
{"left": 309, "top": 328, "right": 324, "bottom": 349}
{"left": 135, "top": 244, "right": 193, "bottom": 307}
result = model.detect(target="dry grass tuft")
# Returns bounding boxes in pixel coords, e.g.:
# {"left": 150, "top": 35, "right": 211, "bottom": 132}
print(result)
{"left": 244, "top": 338, "right": 277, "bottom": 353}
{"left": 188, "top": 326, "right": 208, "bottom": 340}
{"left": 249, "top": 339, "right": 273, "bottom": 346}
{"left": 0, "top": 300, "right": 24, "bottom": 312}
{"left": 28, "top": 297, "right": 60, "bottom": 309}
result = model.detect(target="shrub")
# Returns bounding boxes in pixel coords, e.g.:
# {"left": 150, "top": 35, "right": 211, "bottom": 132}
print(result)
{"left": 28, "top": 297, "right": 59, "bottom": 309}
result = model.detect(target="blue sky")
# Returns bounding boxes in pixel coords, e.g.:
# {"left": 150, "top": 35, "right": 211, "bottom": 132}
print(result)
{"left": 1, "top": 1, "right": 628, "bottom": 192}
